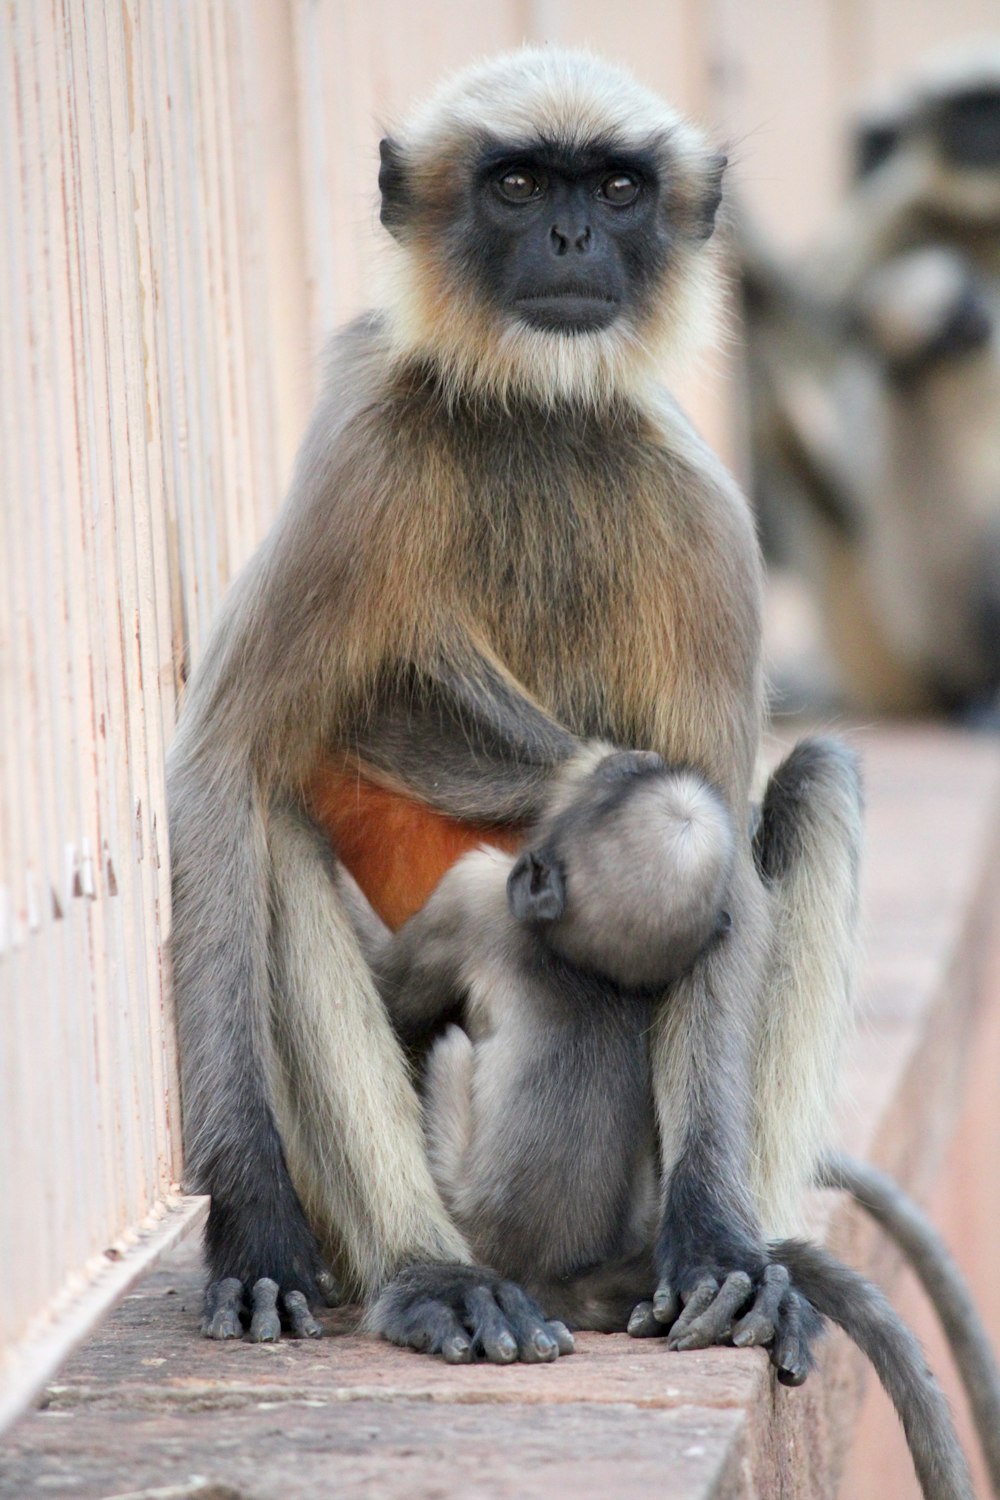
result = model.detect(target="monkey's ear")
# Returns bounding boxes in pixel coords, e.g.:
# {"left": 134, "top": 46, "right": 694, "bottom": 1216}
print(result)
{"left": 696, "top": 153, "right": 728, "bottom": 241}
{"left": 379, "top": 137, "right": 411, "bottom": 239}
{"left": 507, "top": 851, "right": 566, "bottom": 924}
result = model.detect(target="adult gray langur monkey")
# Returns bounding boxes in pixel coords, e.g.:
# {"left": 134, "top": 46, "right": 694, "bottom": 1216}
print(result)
{"left": 343, "top": 745, "right": 975, "bottom": 1500}
{"left": 167, "top": 49, "right": 862, "bottom": 1361}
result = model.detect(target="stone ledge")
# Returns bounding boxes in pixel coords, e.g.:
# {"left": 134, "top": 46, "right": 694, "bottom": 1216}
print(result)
{"left": 3, "top": 726, "right": 999, "bottom": 1500}
{"left": 0, "top": 1197, "right": 209, "bottom": 1437}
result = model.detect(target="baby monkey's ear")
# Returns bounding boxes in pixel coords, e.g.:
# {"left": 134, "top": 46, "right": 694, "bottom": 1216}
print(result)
{"left": 507, "top": 850, "right": 566, "bottom": 924}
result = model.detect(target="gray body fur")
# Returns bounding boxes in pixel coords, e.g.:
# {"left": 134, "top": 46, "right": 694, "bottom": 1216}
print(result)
{"left": 167, "top": 50, "right": 863, "bottom": 1368}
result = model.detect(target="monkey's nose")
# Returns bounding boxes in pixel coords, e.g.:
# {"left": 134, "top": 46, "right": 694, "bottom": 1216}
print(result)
{"left": 549, "top": 223, "right": 592, "bottom": 255}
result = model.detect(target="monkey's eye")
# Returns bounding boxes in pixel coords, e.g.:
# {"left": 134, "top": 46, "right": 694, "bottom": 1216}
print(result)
{"left": 496, "top": 169, "right": 543, "bottom": 202}
{"left": 597, "top": 173, "right": 641, "bottom": 206}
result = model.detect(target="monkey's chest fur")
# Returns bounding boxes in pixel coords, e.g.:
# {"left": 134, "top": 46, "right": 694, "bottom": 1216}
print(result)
{"left": 443, "top": 397, "right": 758, "bottom": 750}
{"left": 312, "top": 384, "right": 760, "bottom": 926}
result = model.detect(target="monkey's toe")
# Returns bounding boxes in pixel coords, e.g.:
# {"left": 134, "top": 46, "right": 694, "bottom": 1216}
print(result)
{"left": 464, "top": 1285, "right": 518, "bottom": 1362}
{"left": 316, "top": 1268, "right": 343, "bottom": 1307}
{"left": 495, "top": 1280, "right": 563, "bottom": 1362}
{"left": 651, "top": 1281, "right": 681, "bottom": 1326}
{"left": 201, "top": 1277, "right": 245, "bottom": 1339}
{"left": 548, "top": 1320, "right": 576, "bottom": 1354}
{"left": 732, "top": 1263, "right": 791, "bottom": 1347}
{"left": 284, "top": 1289, "right": 323, "bottom": 1338}
{"left": 201, "top": 1273, "right": 326, "bottom": 1342}
{"left": 770, "top": 1287, "right": 822, "bottom": 1386}
{"left": 627, "top": 1300, "right": 671, "bottom": 1338}
{"left": 248, "top": 1277, "right": 281, "bottom": 1342}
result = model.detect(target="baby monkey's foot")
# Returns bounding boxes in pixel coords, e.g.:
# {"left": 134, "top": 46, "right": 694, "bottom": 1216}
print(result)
{"left": 371, "top": 1262, "right": 575, "bottom": 1364}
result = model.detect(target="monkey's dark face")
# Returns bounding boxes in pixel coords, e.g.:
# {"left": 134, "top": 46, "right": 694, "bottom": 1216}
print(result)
{"left": 379, "top": 55, "right": 727, "bottom": 401}
{"left": 380, "top": 132, "right": 725, "bottom": 348}
{"left": 465, "top": 142, "right": 666, "bottom": 335}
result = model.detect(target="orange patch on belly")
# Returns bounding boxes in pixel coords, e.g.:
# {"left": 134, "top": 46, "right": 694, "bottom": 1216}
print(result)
{"left": 308, "top": 761, "right": 523, "bottom": 930}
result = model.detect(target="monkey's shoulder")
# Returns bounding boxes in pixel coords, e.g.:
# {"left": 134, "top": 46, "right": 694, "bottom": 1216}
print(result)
{"left": 462, "top": 922, "right": 641, "bottom": 1044}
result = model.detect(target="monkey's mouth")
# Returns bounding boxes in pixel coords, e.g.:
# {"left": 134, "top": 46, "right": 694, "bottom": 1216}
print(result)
{"left": 515, "top": 293, "right": 620, "bottom": 334}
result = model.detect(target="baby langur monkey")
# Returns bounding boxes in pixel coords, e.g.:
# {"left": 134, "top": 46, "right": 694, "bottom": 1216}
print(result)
{"left": 347, "top": 746, "right": 976, "bottom": 1500}
{"left": 347, "top": 745, "right": 734, "bottom": 1332}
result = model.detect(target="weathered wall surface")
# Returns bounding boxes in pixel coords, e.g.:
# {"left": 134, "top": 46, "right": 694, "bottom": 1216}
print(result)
{"left": 0, "top": 1, "right": 304, "bottom": 1412}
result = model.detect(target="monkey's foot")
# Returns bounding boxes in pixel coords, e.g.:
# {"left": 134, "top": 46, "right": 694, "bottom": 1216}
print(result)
{"left": 370, "top": 1263, "right": 575, "bottom": 1364}
{"left": 627, "top": 1262, "right": 823, "bottom": 1386}
{"left": 200, "top": 1275, "right": 331, "bottom": 1341}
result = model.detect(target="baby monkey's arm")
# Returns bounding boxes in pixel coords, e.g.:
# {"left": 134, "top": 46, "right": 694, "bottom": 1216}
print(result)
{"left": 339, "top": 850, "right": 509, "bottom": 1045}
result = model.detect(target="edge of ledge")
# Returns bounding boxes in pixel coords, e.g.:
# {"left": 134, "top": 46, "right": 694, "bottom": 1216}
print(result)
{"left": 0, "top": 1193, "right": 209, "bottom": 1435}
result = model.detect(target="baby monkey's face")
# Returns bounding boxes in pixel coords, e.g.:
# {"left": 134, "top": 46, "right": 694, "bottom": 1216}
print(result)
{"left": 507, "top": 750, "right": 735, "bottom": 991}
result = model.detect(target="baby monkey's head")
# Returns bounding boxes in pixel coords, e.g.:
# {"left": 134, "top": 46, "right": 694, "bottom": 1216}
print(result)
{"left": 507, "top": 748, "right": 734, "bottom": 991}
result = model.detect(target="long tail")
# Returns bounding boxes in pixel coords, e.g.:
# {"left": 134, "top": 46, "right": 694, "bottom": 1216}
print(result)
{"left": 774, "top": 1237, "right": 975, "bottom": 1500}
{"left": 820, "top": 1151, "right": 1000, "bottom": 1498}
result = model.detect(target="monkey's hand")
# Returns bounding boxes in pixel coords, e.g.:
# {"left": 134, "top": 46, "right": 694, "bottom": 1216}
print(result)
{"left": 369, "top": 1263, "right": 575, "bottom": 1364}
{"left": 627, "top": 1239, "right": 823, "bottom": 1386}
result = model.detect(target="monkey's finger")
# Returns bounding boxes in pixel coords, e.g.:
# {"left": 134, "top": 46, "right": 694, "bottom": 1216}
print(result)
{"left": 201, "top": 1277, "right": 245, "bottom": 1340}
{"left": 651, "top": 1281, "right": 681, "bottom": 1326}
{"left": 772, "top": 1293, "right": 810, "bottom": 1386}
{"left": 627, "top": 1301, "right": 670, "bottom": 1338}
{"left": 732, "top": 1264, "right": 791, "bottom": 1348}
{"left": 464, "top": 1286, "right": 518, "bottom": 1363}
{"left": 546, "top": 1320, "right": 575, "bottom": 1355}
{"left": 664, "top": 1276, "right": 719, "bottom": 1345}
{"left": 248, "top": 1277, "right": 282, "bottom": 1342}
{"left": 495, "top": 1281, "right": 559, "bottom": 1362}
{"left": 391, "top": 1295, "right": 472, "bottom": 1362}
{"left": 283, "top": 1289, "right": 323, "bottom": 1339}
{"left": 670, "top": 1271, "right": 752, "bottom": 1350}
{"left": 442, "top": 1331, "right": 475, "bottom": 1363}
{"left": 430, "top": 1307, "right": 475, "bottom": 1363}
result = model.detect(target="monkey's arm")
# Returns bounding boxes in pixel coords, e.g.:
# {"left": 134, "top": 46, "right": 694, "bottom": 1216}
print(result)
{"left": 338, "top": 858, "right": 475, "bottom": 1045}
{"left": 372, "top": 850, "right": 515, "bottom": 1046}
{"left": 316, "top": 641, "right": 589, "bottom": 930}
{"left": 627, "top": 855, "right": 804, "bottom": 1363}
{"left": 350, "top": 641, "right": 579, "bottom": 823}
{"left": 630, "top": 738, "right": 864, "bottom": 1383}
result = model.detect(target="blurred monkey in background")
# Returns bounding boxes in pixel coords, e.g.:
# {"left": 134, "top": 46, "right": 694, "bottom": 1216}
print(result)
{"left": 740, "top": 47, "right": 1000, "bottom": 718}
